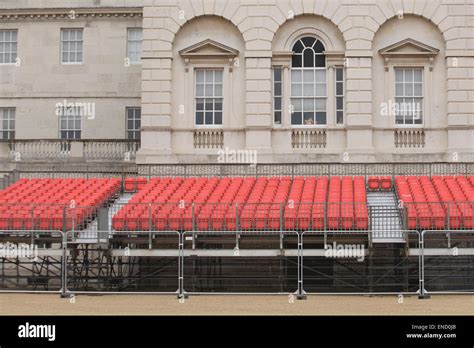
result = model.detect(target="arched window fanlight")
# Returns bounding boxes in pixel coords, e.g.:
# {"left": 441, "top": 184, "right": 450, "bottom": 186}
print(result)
{"left": 291, "top": 37, "right": 327, "bottom": 126}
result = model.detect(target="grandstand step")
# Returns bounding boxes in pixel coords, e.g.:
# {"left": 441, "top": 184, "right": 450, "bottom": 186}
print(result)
{"left": 75, "top": 192, "right": 135, "bottom": 243}
{"left": 367, "top": 192, "right": 405, "bottom": 243}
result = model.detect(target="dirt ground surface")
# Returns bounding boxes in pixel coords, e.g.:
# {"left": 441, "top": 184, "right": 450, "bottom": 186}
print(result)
{"left": 0, "top": 294, "right": 473, "bottom": 315}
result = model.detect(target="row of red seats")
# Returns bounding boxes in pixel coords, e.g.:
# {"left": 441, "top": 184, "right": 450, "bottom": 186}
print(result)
{"left": 368, "top": 176, "right": 392, "bottom": 190}
{"left": 112, "top": 176, "right": 369, "bottom": 232}
{"left": 395, "top": 176, "right": 474, "bottom": 230}
{"left": 0, "top": 178, "right": 121, "bottom": 230}
{"left": 124, "top": 177, "right": 148, "bottom": 192}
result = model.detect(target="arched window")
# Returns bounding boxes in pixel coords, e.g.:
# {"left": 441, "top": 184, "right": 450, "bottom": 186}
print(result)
{"left": 291, "top": 37, "right": 326, "bottom": 125}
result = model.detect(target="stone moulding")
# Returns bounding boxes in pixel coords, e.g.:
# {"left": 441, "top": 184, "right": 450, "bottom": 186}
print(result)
{"left": 0, "top": 7, "right": 143, "bottom": 20}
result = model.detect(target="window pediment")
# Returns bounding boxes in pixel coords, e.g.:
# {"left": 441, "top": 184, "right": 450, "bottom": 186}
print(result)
{"left": 179, "top": 39, "right": 239, "bottom": 59}
{"left": 379, "top": 38, "right": 439, "bottom": 58}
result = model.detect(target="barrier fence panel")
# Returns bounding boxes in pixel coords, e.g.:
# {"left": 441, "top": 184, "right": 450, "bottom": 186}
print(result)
{"left": 64, "top": 231, "right": 180, "bottom": 294}
{"left": 0, "top": 230, "right": 64, "bottom": 292}
{"left": 301, "top": 231, "right": 421, "bottom": 294}
{"left": 181, "top": 231, "right": 299, "bottom": 295}
{"left": 421, "top": 230, "right": 474, "bottom": 294}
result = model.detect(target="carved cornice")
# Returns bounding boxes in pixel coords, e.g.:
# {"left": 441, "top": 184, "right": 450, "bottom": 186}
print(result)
{"left": 0, "top": 7, "right": 143, "bottom": 20}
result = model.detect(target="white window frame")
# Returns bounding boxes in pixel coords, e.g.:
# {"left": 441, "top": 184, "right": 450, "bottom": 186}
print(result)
{"left": 273, "top": 66, "right": 283, "bottom": 125}
{"left": 335, "top": 67, "right": 345, "bottom": 125}
{"left": 0, "top": 29, "right": 18, "bottom": 65}
{"left": 194, "top": 68, "right": 224, "bottom": 127}
{"left": 290, "top": 37, "right": 327, "bottom": 128}
{"left": 394, "top": 67, "right": 424, "bottom": 127}
{"left": 0, "top": 107, "right": 15, "bottom": 140}
{"left": 126, "top": 107, "right": 141, "bottom": 140}
{"left": 58, "top": 105, "right": 82, "bottom": 139}
{"left": 61, "top": 28, "right": 83, "bottom": 65}
{"left": 127, "top": 28, "right": 142, "bottom": 64}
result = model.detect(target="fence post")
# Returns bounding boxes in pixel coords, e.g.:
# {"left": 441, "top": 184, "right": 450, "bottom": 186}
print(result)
{"left": 418, "top": 231, "right": 430, "bottom": 299}
{"left": 60, "top": 231, "right": 69, "bottom": 298}
{"left": 148, "top": 203, "right": 152, "bottom": 249}
{"left": 296, "top": 232, "right": 306, "bottom": 300}
{"left": 177, "top": 232, "right": 187, "bottom": 299}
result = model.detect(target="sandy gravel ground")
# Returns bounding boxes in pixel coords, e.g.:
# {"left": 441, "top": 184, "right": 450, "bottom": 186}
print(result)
{"left": 0, "top": 294, "right": 473, "bottom": 315}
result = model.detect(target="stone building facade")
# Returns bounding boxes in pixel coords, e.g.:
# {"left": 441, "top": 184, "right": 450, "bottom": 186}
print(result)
{"left": 0, "top": 0, "right": 473, "bottom": 165}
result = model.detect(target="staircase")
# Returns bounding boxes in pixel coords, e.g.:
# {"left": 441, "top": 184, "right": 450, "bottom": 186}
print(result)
{"left": 367, "top": 191, "right": 405, "bottom": 243}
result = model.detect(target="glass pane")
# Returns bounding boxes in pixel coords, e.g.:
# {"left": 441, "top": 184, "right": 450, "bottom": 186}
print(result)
{"left": 301, "top": 37, "right": 316, "bottom": 48}
{"left": 315, "top": 112, "right": 326, "bottom": 124}
{"left": 336, "top": 97, "right": 343, "bottom": 110}
{"left": 196, "top": 99, "right": 204, "bottom": 111}
{"left": 395, "top": 115, "right": 403, "bottom": 124}
{"left": 395, "top": 69, "right": 403, "bottom": 82}
{"left": 214, "top": 112, "right": 222, "bottom": 125}
{"left": 128, "top": 120, "right": 134, "bottom": 129}
{"left": 336, "top": 68, "right": 343, "bottom": 81}
{"left": 314, "top": 40, "right": 325, "bottom": 53}
{"left": 291, "top": 70, "right": 302, "bottom": 83}
{"left": 336, "top": 111, "right": 344, "bottom": 124}
{"left": 303, "top": 70, "right": 314, "bottom": 83}
{"left": 205, "top": 99, "right": 213, "bottom": 111}
{"left": 274, "top": 111, "right": 282, "bottom": 124}
{"left": 205, "top": 112, "right": 213, "bottom": 125}
{"left": 405, "top": 83, "right": 413, "bottom": 96}
{"left": 74, "top": 120, "right": 81, "bottom": 129}
{"left": 315, "top": 70, "right": 325, "bottom": 83}
{"left": 205, "top": 70, "right": 213, "bottom": 82}
{"left": 315, "top": 55, "right": 325, "bottom": 67}
{"left": 303, "top": 112, "right": 314, "bottom": 125}
{"left": 414, "top": 69, "right": 422, "bottom": 82}
{"left": 414, "top": 83, "right": 422, "bottom": 96}
{"left": 274, "top": 98, "right": 281, "bottom": 110}
{"left": 315, "top": 83, "right": 326, "bottom": 96}
{"left": 303, "top": 49, "right": 314, "bottom": 67}
{"left": 205, "top": 84, "right": 213, "bottom": 97}
{"left": 291, "top": 99, "right": 302, "bottom": 112}
{"left": 196, "top": 84, "right": 204, "bottom": 97}
{"left": 291, "top": 55, "right": 302, "bottom": 68}
{"left": 292, "top": 40, "right": 304, "bottom": 53}
{"left": 291, "top": 83, "right": 302, "bottom": 97}
{"left": 303, "top": 83, "right": 314, "bottom": 96}
{"left": 303, "top": 99, "right": 314, "bottom": 111}
{"left": 316, "top": 98, "right": 326, "bottom": 111}
{"left": 274, "top": 68, "right": 282, "bottom": 81}
{"left": 214, "top": 70, "right": 223, "bottom": 83}
{"left": 395, "top": 83, "right": 404, "bottom": 96}
{"left": 214, "top": 84, "right": 222, "bottom": 97}
{"left": 291, "top": 112, "right": 302, "bottom": 125}
{"left": 405, "top": 69, "right": 413, "bottom": 82}
{"left": 274, "top": 82, "right": 281, "bottom": 96}
{"left": 215, "top": 99, "right": 223, "bottom": 111}
{"left": 196, "top": 70, "right": 204, "bottom": 83}
{"left": 336, "top": 82, "right": 343, "bottom": 96}
{"left": 196, "top": 112, "right": 204, "bottom": 125}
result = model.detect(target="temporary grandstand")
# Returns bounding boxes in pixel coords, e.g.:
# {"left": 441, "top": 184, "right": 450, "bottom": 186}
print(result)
{"left": 0, "top": 163, "right": 473, "bottom": 298}
{"left": 0, "top": 0, "right": 472, "bottom": 300}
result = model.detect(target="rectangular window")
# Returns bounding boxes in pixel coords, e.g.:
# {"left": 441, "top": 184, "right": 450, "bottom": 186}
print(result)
{"left": 395, "top": 68, "right": 423, "bottom": 125}
{"left": 291, "top": 68, "right": 326, "bottom": 125}
{"left": 273, "top": 67, "right": 282, "bottom": 125}
{"left": 126, "top": 107, "right": 141, "bottom": 140}
{"left": 61, "top": 28, "right": 83, "bottom": 64}
{"left": 335, "top": 68, "right": 344, "bottom": 125}
{"left": 58, "top": 106, "right": 81, "bottom": 139}
{"left": 0, "top": 29, "right": 18, "bottom": 64}
{"left": 195, "top": 69, "right": 223, "bottom": 126}
{"left": 127, "top": 28, "right": 142, "bottom": 64}
{"left": 0, "top": 108, "right": 15, "bottom": 140}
